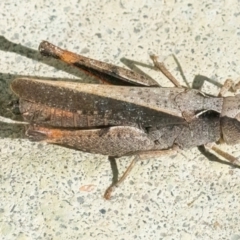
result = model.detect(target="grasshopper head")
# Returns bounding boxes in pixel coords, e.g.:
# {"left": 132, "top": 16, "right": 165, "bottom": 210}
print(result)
{"left": 221, "top": 94, "right": 240, "bottom": 144}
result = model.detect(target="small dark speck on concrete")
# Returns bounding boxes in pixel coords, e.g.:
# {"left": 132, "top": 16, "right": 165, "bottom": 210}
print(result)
{"left": 145, "top": 207, "right": 150, "bottom": 212}
{"left": 170, "top": 154, "right": 177, "bottom": 159}
{"left": 195, "top": 35, "right": 201, "bottom": 41}
{"left": 99, "top": 209, "right": 106, "bottom": 214}
{"left": 81, "top": 47, "right": 89, "bottom": 54}
{"left": 134, "top": 27, "right": 140, "bottom": 33}
{"left": 60, "top": 224, "right": 67, "bottom": 229}
{"left": 49, "top": 15, "right": 57, "bottom": 21}
{"left": 77, "top": 196, "right": 84, "bottom": 204}
{"left": 67, "top": 180, "right": 73, "bottom": 187}
{"left": 129, "top": 180, "right": 134, "bottom": 185}
{"left": 95, "top": 33, "right": 102, "bottom": 38}
{"left": 37, "top": 143, "right": 44, "bottom": 149}
{"left": 175, "top": 49, "right": 180, "bottom": 54}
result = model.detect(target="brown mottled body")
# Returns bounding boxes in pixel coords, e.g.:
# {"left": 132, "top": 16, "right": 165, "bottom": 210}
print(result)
{"left": 9, "top": 41, "right": 240, "bottom": 198}
{"left": 11, "top": 78, "right": 222, "bottom": 156}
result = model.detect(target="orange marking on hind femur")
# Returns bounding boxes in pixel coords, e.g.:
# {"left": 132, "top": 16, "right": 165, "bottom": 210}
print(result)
{"left": 60, "top": 50, "right": 79, "bottom": 64}
{"left": 35, "top": 127, "right": 64, "bottom": 140}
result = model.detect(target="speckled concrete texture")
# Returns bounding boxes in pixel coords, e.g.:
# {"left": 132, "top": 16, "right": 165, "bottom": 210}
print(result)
{"left": 1, "top": 1, "right": 240, "bottom": 239}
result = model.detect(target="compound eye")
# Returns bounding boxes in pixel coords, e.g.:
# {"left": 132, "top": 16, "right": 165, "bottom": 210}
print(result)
{"left": 221, "top": 117, "right": 240, "bottom": 145}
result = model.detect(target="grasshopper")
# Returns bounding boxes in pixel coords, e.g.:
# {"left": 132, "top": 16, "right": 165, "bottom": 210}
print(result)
{"left": 8, "top": 41, "right": 240, "bottom": 199}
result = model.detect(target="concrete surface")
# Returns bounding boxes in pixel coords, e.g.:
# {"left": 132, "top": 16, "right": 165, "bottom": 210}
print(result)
{"left": 1, "top": 0, "right": 240, "bottom": 239}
